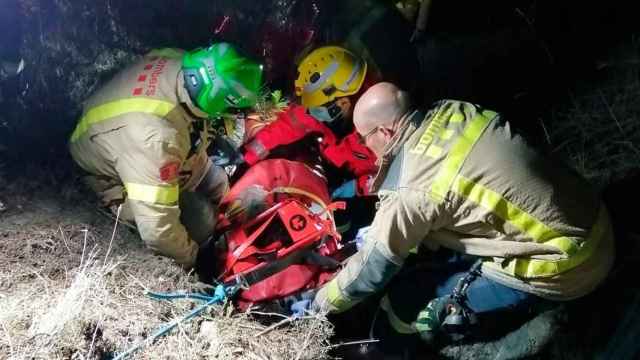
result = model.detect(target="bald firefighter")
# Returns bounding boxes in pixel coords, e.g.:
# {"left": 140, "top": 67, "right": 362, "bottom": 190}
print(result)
{"left": 69, "top": 43, "right": 262, "bottom": 267}
{"left": 310, "top": 83, "right": 615, "bottom": 347}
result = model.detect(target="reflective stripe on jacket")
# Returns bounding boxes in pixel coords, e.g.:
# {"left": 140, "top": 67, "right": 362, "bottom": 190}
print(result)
{"left": 313, "top": 100, "right": 614, "bottom": 313}
{"left": 69, "top": 50, "right": 214, "bottom": 267}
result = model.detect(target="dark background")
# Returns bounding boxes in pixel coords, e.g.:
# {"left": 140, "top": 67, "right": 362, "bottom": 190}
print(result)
{"left": 0, "top": 0, "right": 635, "bottom": 173}
{"left": 1, "top": 1, "right": 639, "bottom": 358}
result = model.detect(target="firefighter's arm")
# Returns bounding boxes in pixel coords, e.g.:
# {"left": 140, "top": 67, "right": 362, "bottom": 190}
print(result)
{"left": 242, "top": 106, "right": 316, "bottom": 165}
{"left": 116, "top": 134, "right": 198, "bottom": 267}
{"left": 313, "top": 189, "right": 434, "bottom": 313}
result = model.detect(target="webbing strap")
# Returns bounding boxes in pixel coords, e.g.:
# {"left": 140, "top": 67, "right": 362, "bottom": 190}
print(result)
{"left": 125, "top": 182, "right": 179, "bottom": 205}
{"left": 70, "top": 98, "right": 175, "bottom": 142}
{"left": 271, "top": 186, "right": 328, "bottom": 210}
{"left": 216, "top": 211, "right": 280, "bottom": 283}
{"left": 230, "top": 212, "right": 279, "bottom": 261}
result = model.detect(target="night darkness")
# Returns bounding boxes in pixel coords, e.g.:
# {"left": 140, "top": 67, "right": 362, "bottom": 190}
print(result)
{"left": 1, "top": 1, "right": 639, "bottom": 359}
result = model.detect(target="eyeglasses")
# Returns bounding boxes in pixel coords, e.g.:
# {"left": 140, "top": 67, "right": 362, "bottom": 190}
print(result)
{"left": 358, "top": 126, "right": 378, "bottom": 144}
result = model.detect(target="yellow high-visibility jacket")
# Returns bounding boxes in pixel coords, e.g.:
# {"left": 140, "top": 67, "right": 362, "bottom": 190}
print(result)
{"left": 314, "top": 100, "right": 615, "bottom": 313}
{"left": 69, "top": 49, "right": 221, "bottom": 267}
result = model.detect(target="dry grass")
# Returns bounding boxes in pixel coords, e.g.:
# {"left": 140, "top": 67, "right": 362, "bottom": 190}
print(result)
{"left": 543, "top": 36, "right": 640, "bottom": 188}
{"left": 0, "top": 184, "right": 334, "bottom": 360}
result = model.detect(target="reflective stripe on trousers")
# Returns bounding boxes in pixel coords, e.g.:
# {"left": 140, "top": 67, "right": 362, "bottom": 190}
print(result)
{"left": 125, "top": 182, "right": 179, "bottom": 205}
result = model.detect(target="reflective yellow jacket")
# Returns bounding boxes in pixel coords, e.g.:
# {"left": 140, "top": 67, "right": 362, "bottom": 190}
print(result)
{"left": 69, "top": 49, "right": 215, "bottom": 267}
{"left": 314, "top": 100, "right": 615, "bottom": 313}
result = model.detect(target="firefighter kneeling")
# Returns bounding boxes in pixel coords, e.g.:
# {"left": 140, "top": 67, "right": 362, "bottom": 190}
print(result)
{"left": 69, "top": 43, "right": 263, "bottom": 268}
{"left": 305, "top": 83, "right": 615, "bottom": 352}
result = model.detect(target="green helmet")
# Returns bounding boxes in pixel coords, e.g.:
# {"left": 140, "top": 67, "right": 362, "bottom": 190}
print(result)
{"left": 182, "top": 43, "right": 263, "bottom": 116}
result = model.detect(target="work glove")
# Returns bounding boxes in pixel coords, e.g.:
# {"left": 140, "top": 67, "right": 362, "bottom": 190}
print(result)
{"left": 210, "top": 152, "right": 245, "bottom": 167}
{"left": 331, "top": 179, "right": 357, "bottom": 199}
{"left": 210, "top": 152, "right": 250, "bottom": 183}
{"left": 195, "top": 238, "right": 217, "bottom": 284}
{"left": 281, "top": 289, "right": 318, "bottom": 318}
{"left": 291, "top": 299, "right": 313, "bottom": 318}
{"left": 354, "top": 225, "right": 371, "bottom": 250}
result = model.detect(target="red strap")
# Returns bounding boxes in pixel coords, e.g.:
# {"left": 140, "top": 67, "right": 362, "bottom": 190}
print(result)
{"left": 222, "top": 211, "right": 279, "bottom": 278}
{"left": 327, "top": 201, "right": 347, "bottom": 212}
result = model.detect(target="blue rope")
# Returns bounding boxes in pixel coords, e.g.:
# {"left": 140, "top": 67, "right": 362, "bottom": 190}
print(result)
{"left": 113, "top": 284, "right": 236, "bottom": 360}
{"left": 146, "top": 291, "right": 217, "bottom": 302}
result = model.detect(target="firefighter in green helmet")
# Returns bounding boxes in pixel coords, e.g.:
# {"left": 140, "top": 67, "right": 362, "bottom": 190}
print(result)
{"left": 69, "top": 43, "right": 262, "bottom": 268}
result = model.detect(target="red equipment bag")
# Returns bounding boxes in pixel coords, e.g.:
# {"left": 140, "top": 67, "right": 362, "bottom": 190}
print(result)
{"left": 215, "top": 159, "right": 346, "bottom": 308}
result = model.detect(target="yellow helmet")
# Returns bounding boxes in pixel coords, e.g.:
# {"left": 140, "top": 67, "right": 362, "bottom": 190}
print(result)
{"left": 295, "top": 46, "right": 368, "bottom": 108}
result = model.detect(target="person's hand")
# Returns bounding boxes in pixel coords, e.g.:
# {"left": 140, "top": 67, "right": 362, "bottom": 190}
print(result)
{"left": 291, "top": 299, "right": 313, "bottom": 318}
{"left": 282, "top": 289, "right": 318, "bottom": 318}
{"left": 331, "top": 179, "right": 357, "bottom": 199}
{"left": 354, "top": 225, "right": 371, "bottom": 250}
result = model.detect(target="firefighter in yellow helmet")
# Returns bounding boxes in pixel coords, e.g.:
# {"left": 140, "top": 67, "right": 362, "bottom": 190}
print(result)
{"left": 69, "top": 43, "right": 263, "bottom": 268}
{"left": 294, "top": 46, "right": 368, "bottom": 115}
{"left": 243, "top": 45, "right": 378, "bottom": 200}
{"left": 235, "top": 45, "right": 379, "bottom": 242}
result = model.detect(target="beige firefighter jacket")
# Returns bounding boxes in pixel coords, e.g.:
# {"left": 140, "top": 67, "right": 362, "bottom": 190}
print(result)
{"left": 69, "top": 49, "right": 223, "bottom": 267}
{"left": 314, "top": 100, "right": 615, "bottom": 313}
